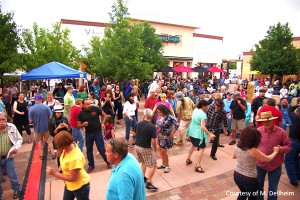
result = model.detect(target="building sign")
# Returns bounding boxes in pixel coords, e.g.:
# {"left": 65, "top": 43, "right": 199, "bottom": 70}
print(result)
{"left": 158, "top": 34, "right": 181, "bottom": 43}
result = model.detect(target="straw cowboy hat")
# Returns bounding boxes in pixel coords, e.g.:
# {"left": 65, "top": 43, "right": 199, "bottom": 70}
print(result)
{"left": 256, "top": 111, "right": 278, "bottom": 121}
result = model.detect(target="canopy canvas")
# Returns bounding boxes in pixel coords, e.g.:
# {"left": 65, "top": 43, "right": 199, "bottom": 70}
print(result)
{"left": 172, "top": 65, "right": 195, "bottom": 72}
{"left": 21, "top": 61, "right": 86, "bottom": 80}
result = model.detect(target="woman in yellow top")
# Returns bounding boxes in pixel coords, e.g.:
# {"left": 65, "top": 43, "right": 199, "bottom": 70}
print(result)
{"left": 46, "top": 131, "right": 91, "bottom": 200}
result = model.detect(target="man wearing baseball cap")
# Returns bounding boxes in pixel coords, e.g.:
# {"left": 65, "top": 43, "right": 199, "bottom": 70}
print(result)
{"left": 256, "top": 111, "right": 291, "bottom": 200}
{"left": 229, "top": 92, "right": 247, "bottom": 145}
{"left": 251, "top": 89, "right": 267, "bottom": 127}
{"left": 64, "top": 85, "right": 75, "bottom": 119}
{"left": 29, "top": 94, "right": 53, "bottom": 160}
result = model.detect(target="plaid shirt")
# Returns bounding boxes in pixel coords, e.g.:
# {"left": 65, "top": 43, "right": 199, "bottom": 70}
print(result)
{"left": 0, "top": 129, "right": 12, "bottom": 157}
{"left": 206, "top": 102, "right": 228, "bottom": 133}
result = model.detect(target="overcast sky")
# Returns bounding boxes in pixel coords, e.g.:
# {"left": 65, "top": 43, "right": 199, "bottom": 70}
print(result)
{"left": 2, "top": 0, "right": 300, "bottom": 59}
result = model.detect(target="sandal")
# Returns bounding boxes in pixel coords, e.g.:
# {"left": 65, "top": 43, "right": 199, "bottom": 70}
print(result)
{"left": 186, "top": 159, "right": 193, "bottom": 165}
{"left": 164, "top": 167, "right": 170, "bottom": 173}
{"left": 195, "top": 165, "right": 205, "bottom": 173}
{"left": 157, "top": 164, "right": 166, "bottom": 169}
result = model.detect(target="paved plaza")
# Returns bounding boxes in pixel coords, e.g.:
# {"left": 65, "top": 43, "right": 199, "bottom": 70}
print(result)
{"left": 1, "top": 100, "right": 300, "bottom": 200}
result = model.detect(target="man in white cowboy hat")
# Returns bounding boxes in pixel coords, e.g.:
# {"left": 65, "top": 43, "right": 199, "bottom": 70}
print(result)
{"left": 256, "top": 111, "right": 291, "bottom": 200}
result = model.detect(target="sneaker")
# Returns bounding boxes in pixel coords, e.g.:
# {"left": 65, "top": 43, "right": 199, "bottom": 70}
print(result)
{"left": 157, "top": 164, "right": 166, "bottom": 169}
{"left": 174, "top": 140, "right": 184, "bottom": 145}
{"left": 164, "top": 167, "right": 170, "bottom": 173}
{"left": 218, "top": 144, "right": 225, "bottom": 148}
{"left": 146, "top": 182, "right": 158, "bottom": 191}
{"left": 13, "top": 190, "right": 21, "bottom": 199}
{"left": 229, "top": 140, "right": 236, "bottom": 145}
{"left": 86, "top": 166, "right": 95, "bottom": 173}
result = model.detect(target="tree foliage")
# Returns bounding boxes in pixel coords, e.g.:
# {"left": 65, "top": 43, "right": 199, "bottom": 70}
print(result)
{"left": 0, "top": 8, "right": 20, "bottom": 79}
{"left": 83, "top": 0, "right": 166, "bottom": 81}
{"left": 250, "top": 22, "right": 300, "bottom": 81}
{"left": 20, "top": 22, "right": 80, "bottom": 71}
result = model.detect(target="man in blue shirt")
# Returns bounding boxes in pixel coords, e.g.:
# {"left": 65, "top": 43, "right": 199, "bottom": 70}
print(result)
{"left": 106, "top": 137, "right": 146, "bottom": 200}
{"left": 29, "top": 94, "right": 53, "bottom": 160}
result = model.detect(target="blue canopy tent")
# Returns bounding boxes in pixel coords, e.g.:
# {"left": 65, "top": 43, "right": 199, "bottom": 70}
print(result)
{"left": 21, "top": 61, "right": 86, "bottom": 80}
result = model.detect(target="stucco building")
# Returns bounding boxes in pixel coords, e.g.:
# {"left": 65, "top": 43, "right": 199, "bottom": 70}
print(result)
{"left": 60, "top": 18, "right": 224, "bottom": 78}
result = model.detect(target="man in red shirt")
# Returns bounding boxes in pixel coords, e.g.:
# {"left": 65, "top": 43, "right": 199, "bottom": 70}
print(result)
{"left": 256, "top": 98, "right": 282, "bottom": 127}
{"left": 69, "top": 98, "right": 84, "bottom": 151}
{"left": 256, "top": 111, "right": 291, "bottom": 200}
{"left": 144, "top": 89, "right": 158, "bottom": 110}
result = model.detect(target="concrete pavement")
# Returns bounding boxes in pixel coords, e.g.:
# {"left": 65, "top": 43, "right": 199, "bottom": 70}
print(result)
{"left": 2, "top": 99, "right": 300, "bottom": 200}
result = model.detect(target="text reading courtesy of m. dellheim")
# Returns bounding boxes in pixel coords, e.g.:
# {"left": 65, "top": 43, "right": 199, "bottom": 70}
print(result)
{"left": 226, "top": 190, "right": 295, "bottom": 197}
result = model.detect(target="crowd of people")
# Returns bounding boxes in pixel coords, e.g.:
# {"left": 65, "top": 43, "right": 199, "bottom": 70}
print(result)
{"left": 0, "top": 75, "right": 299, "bottom": 199}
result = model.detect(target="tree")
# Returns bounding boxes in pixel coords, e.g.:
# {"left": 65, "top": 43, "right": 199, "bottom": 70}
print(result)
{"left": 139, "top": 21, "right": 167, "bottom": 72}
{"left": 229, "top": 62, "right": 236, "bottom": 69}
{"left": 0, "top": 8, "right": 20, "bottom": 85}
{"left": 20, "top": 22, "right": 80, "bottom": 71}
{"left": 83, "top": 0, "right": 166, "bottom": 81}
{"left": 250, "top": 22, "right": 300, "bottom": 81}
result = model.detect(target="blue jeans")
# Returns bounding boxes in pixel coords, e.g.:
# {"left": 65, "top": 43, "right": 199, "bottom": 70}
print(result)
{"left": 284, "top": 138, "right": 300, "bottom": 183}
{"left": 143, "top": 87, "right": 149, "bottom": 99}
{"left": 227, "top": 115, "right": 232, "bottom": 132}
{"left": 71, "top": 127, "right": 84, "bottom": 152}
{"left": 63, "top": 182, "right": 90, "bottom": 200}
{"left": 281, "top": 116, "right": 292, "bottom": 130}
{"left": 85, "top": 132, "right": 108, "bottom": 167}
{"left": 124, "top": 116, "right": 137, "bottom": 141}
{"left": 233, "top": 171, "right": 258, "bottom": 200}
{"left": 256, "top": 165, "right": 282, "bottom": 200}
{"left": 0, "top": 157, "right": 21, "bottom": 198}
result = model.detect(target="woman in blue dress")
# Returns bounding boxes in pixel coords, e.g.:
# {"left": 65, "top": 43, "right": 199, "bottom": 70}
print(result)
{"left": 186, "top": 100, "right": 215, "bottom": 173}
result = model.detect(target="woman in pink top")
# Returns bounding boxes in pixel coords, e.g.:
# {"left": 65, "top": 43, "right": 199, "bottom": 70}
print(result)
{"left": 152, "top": 93, "right": 175, "bottom": 119}
{"left": 238, "top": 85, "right": 247, "bottom": 99}
{"left": 152, "top": 93, "right": 175, "bottom": 132}
{"left": 69, "top": 98, "right": 84, "bottom": 151}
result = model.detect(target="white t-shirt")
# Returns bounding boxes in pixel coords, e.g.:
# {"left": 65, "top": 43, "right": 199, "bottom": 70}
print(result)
{"left": 123, "top": 101, "right": 137, "bottom": 116}
{"left": 279, "top": 88, "right": 288, "bottom": 98}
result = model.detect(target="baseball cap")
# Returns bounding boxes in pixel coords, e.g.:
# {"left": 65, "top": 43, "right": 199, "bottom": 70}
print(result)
{"left": 34, "top": 94, "right": 43, "bottom": 100}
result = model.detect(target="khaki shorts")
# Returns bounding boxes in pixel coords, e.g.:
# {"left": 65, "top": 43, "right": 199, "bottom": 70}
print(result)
{"left": 231, "top": 119, "right": 245, "bottom": 131}
{"left": 178, "top": 120, "right": 191, "bottom": 131}
{"left": 34, "top": 131, "right": 52, "bottom": 143}
{"left": 135, "top": 145, "right": 157, "bottom": 168}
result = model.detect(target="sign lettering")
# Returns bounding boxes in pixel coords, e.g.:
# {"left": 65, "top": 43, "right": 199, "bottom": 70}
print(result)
{"left": 158, "top": 35, "right": 181, "bottom": 43}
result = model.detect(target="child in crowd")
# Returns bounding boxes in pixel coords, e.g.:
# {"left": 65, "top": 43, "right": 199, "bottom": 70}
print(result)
{"left": 97, "top": 115, "right": 115, "bottom": 157}
{"left": 104, "top": 115, "right": 115, "bottom": 140}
